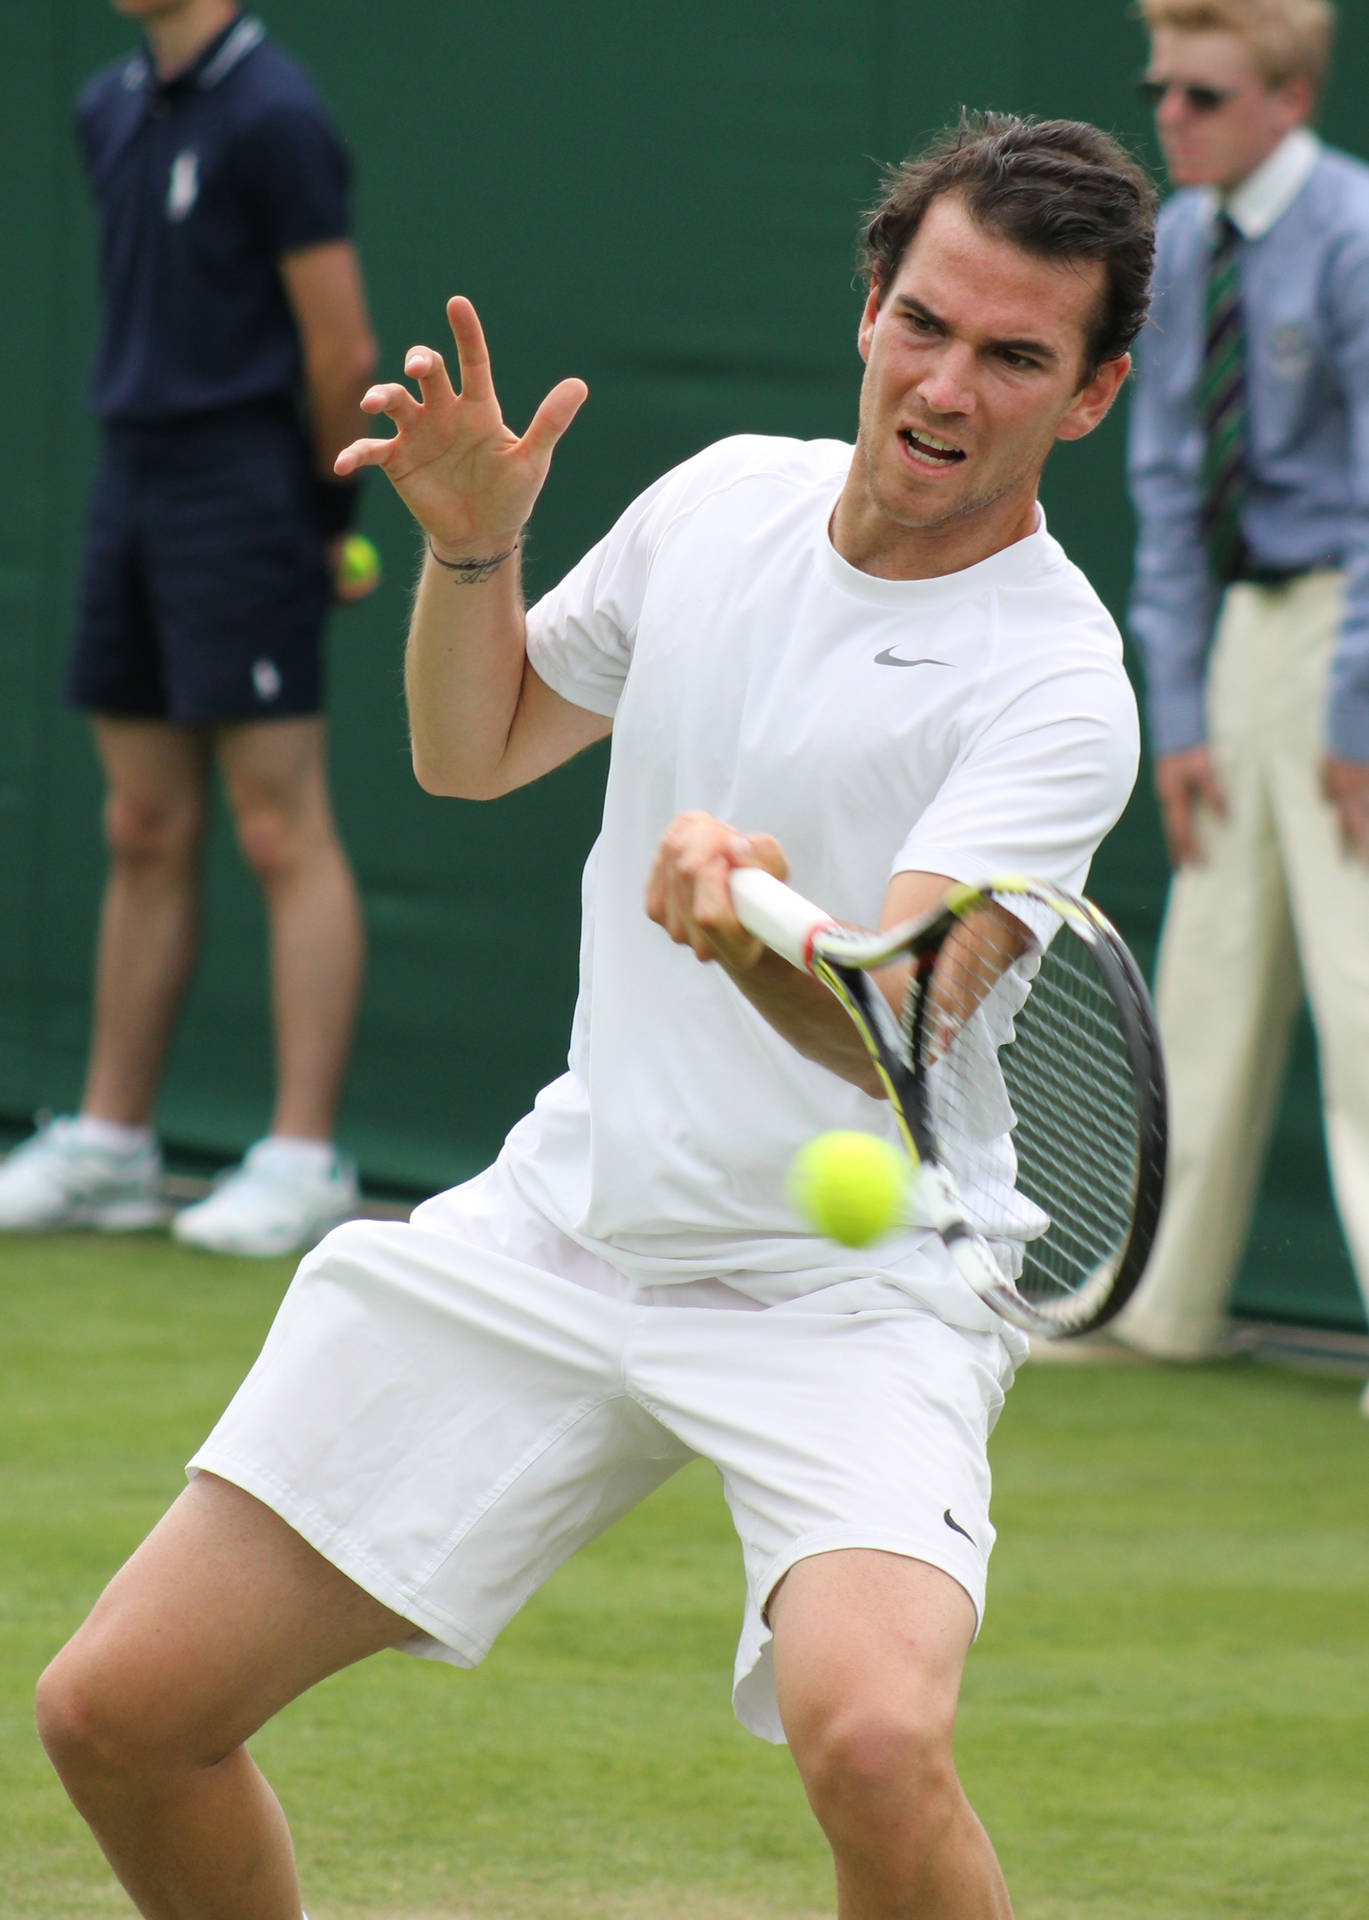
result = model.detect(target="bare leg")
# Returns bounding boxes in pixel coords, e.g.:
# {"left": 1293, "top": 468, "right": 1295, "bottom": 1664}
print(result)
{"left": 82, "top": 718, "right": 212, "bottom": 1126}
{"left": 771, "top": 1550, "right": 1012, "bottom": 1920}
{"left": 36, "top": 1473, "right": 410, "bottom": 1920}
{"left": 216, "top": 718, "right": 364, "bottom": 1141}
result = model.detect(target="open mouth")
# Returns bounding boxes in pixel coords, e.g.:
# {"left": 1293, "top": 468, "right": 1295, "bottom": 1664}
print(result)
{"left": 901, "top": 428, "right": 965, "bottom": 465}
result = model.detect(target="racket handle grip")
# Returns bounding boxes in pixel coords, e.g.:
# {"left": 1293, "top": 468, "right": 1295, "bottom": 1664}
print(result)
{"left": 730, "top": 868, "right": 838, "bottom": 970}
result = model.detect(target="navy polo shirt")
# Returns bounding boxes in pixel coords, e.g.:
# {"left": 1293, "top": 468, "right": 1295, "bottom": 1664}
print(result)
{"left": 76, "top": 12, "right": 352, "bottom": 424}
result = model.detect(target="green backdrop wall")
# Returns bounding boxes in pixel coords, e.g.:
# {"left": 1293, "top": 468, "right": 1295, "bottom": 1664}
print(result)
{"left": 2, "top": 1, "right": 1364, "bottom": 1328}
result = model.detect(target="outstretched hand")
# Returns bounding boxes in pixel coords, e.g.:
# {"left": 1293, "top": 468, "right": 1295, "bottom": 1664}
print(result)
{"left": 334, "top": 295, "right": 588, "bottom": 556}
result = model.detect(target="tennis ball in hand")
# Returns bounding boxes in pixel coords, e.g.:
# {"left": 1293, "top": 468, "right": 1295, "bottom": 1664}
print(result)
{"left": 788, "top": 1130, "right": 906, "bottom": 1247}
{"left": 338, "top": 533, "right": 381, "bottom": 591}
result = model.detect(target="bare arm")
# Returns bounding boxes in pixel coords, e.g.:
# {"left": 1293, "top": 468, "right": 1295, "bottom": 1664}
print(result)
{"left": 645, "top": 811, "right": 955, "bottom": 1096}
{"left": 403, "top": 539, "right": 610, "bottom": 797}
{"left": 278, "top": 239, "right": 380, "bottom": 602}
{"left": 280, "top": 239, "right": 377, "bottom": 476}
{"left": 335, "top": 295, "right": 602, "bottom": 796}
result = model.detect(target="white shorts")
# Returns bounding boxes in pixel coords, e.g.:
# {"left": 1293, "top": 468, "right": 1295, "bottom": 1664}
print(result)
{"left": 191, "top": 1161, "right": 1018, "bottom": 1743}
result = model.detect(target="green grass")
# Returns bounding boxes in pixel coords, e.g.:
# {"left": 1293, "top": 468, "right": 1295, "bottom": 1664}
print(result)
{"left": 3, "top": 1233, "right": 1367, "bottom": 1919}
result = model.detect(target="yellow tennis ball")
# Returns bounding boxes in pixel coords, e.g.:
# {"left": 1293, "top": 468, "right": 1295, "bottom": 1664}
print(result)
{"left": 339, "top": 532, "right": 381, "bottom": 589}
{"left": 788, "top": 1130, "right": 906, "bottom": 1247}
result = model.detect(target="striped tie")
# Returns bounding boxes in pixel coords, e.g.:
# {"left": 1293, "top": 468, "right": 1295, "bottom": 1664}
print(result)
{"left": 1198, "top": 211, "right": 1249, "bottom": 584}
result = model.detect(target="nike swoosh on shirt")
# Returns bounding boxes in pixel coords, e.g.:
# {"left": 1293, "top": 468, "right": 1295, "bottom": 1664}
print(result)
{"left": 874, "top": 649, "right": 953, "bottom": 668}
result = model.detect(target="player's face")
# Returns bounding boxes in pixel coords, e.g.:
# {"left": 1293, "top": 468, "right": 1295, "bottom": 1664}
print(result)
{"left": 839, "top": 194, "right": 1128, "bottom": 578}
{"left": 1145, "top": 27, "right": 1311, "bottom": 192}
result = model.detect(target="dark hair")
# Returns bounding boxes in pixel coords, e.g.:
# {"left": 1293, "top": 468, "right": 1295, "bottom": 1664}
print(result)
{"left": 861, "top": 112, "right": 1159, "bottom": 376}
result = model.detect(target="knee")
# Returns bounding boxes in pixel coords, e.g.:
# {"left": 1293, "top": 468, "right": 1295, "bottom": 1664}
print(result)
{"left": 232, "top": 794, "right": 335, "bottom": 885}
{"left": 232, "top": 797, "right": 295, "bottom": 881}
{"left": 37, "top": 1623, "right": 223, "bottom": 1799}
{"left": 36, "top": 1641, "right": 151, "bottom": 1791}
{"left": 791, "top": 1694, "right": 961, "bottom": 1844}
{"left": 103, "top": 789, "right": 205, "bottom": 869}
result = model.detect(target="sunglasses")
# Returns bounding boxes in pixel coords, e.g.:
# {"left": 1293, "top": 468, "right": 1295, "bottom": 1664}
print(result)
{"left": 1138, "top": 75, "right": 1240, "bottom": 113}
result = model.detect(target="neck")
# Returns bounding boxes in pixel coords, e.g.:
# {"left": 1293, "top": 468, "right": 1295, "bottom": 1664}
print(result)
{"left": 830, "top": 454, "right": 1038, "bottom": 581}
{"left": 140, "top": 0, "right": 238, "bottom": 80}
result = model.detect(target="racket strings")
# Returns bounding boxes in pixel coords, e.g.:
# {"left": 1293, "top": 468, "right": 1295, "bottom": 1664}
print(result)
{"left": 916, "top": 909, "right": 1143, "bottom": 1304}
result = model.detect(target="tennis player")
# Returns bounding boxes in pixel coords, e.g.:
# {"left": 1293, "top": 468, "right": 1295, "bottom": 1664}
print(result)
{"left": 38, "top": 115, "right": 1155, "bottom": 1920}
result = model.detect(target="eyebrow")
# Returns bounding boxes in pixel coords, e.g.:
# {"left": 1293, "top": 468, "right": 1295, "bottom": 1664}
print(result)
{"left": 892, "top": 294, "right": 1061, "bottom": 367}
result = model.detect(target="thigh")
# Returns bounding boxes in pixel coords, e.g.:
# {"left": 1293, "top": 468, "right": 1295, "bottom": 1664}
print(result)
{"left": 1265, "top": 575, "right": 1369, "bottom": 1089}
{"left": 1282, "top": 821, "right": 1369, "bottom": 1110}
{"left": 144, "top": 409, "right": 331, "bottom": 724}
{"left": 192, "top": 1182, "right": 694, "bottom": 1670}
{"left": 1156, "top": 589, "right": 1300, "bottom": 1052}
{"left": 215, "top": 714, "right": 331, "bottom": 832}
{"left": 92, "top": 715, "right": 212, "bottom": 830}
{"left": 1154, "top": 852, "right": 1300, "bottom": 1083}
{"left": 50, "top": 1471, "right": 409, "bottom": 1763}
{"left": 769, "top": 1547, "right": 977, "bottom": 1750}
{"left": 632, "top": 1293, "right": 1011, "bottom": 1741}
{"left": 66, "top": 438, "right": 168, "bottom": 719}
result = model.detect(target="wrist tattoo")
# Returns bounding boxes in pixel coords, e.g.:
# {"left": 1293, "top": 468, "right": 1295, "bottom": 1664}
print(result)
{"left": 427, "top": 534, "right": 520, "bottom": 584}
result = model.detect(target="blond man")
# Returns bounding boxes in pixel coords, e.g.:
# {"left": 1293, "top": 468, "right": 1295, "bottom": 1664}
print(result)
{"left": 1120, "top": 0, "right": 1369, "bottom": 1379}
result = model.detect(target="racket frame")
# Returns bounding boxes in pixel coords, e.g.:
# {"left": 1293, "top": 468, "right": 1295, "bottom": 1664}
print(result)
{"left": 730, "top": 868, "right": 1167, "bottom": 1338}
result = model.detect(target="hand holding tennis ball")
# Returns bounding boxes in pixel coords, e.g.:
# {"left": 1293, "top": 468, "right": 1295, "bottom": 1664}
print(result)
{"left": 788, "top": 1130, "right": 906, "bottom": 1247}
{"left": 335, "top": 532, "right": 382, "bottom": 600}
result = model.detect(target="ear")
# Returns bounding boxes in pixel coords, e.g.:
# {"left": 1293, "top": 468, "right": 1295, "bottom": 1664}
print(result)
{"left": 1054, "top": 353, "right": 1131, "bottom": 443}
{"left": 857, "top": 277, "right": 882, "bottom": 364}
{"left": 1275, "top": 72, "right": 1315, "bottom": 134}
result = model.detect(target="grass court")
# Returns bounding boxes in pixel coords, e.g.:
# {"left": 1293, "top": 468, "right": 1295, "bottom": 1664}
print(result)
{"left": 3, "top": 1231, "right": 1367, "bottom": 1919}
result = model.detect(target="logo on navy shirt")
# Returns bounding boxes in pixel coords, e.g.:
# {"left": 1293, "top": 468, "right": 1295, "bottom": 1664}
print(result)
{"left": 166, "top": 149, "right": 200, "bottom": 221}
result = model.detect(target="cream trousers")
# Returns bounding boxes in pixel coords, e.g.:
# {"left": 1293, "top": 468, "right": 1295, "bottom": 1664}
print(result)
{"left": 1117, "top": 570, "right": 1369, "bottom": 1358}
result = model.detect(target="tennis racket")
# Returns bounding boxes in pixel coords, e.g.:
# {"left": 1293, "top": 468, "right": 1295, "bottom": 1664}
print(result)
{"left": 730, "top": 868, "right": 1167, "bottom": 1339}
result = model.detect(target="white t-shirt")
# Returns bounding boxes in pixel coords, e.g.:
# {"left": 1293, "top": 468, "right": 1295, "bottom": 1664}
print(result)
{"left": 500, "top": 435, "right": 1139, "bottom": 1328}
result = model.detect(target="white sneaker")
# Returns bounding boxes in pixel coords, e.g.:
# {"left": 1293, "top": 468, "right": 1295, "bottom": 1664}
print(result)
{"left": 171, "top": 1139, "right": 358, "bottom": 1257}
{"left": 0, "top": 1117, "right": 167, "bottom": 1231}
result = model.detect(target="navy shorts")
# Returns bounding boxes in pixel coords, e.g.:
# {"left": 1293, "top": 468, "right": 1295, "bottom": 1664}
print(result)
{"left": 66, "top": 402, "right": 333, "bottom": 724}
